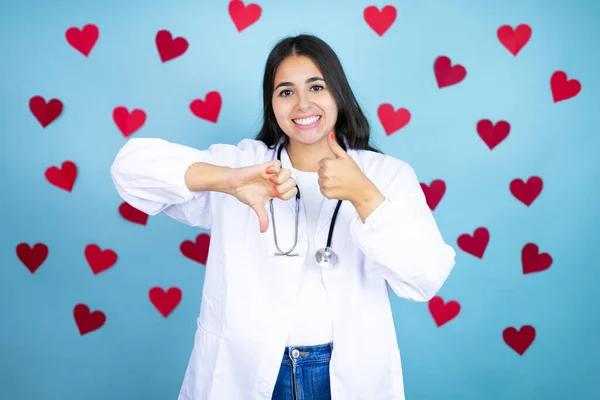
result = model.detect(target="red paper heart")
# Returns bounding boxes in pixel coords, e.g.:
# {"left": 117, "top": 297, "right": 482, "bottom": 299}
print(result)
{"left": 497, "top": 24, "right": 532, "bottom": 56}
{"left": 45, "top": 161, "right": 77, "bottom": 192}
{"left": 190, "top": 91, "right": 222, "bottom": 123}
{"left": 510, "top": 176, "right": 543, "bottom": 206}
{"left": 73, "top": 304, "right": 106, "bottom": 335}
{"left": 113, "top": 106, "right": 146, "bottom": 137}
{"left": 522, "top": 243, "right": 552, "bottom": 274}
{"left": 155, "top": 30, "right": 188, "bottom": 62}
{"left": 29, "top": 96, "right": 63, "bottom": 128}
{"left": 457, "top": 227, "right": 489, "bottom": 259}
{"left": 149, "top": 287, "right": 182, "bottom": 317}
{"left": 503, "top": 325, "right": 535, "bottom": 355}
{"left": 420, "top": 180, "right": 446, "bottom": 211}
{"left": 551, "top": 71, "right": 581, "bottom": 103}
{"left": 434, "top": 56, "right": 466, "bottom": 88}
{"left": 363, "top": 5, "right": 397, "bottom": 36}
{"left": 377, "top": 104, "right": 410, "bottom": 135}
{"left": 84, "top": 244, "right": 117, "bottom": 275}
{"left": 16, "top": 243, "right": 48, "bottom": 274}
{"left": 477, "top": 119, "right": 510, "bottom": 150}
{"left": 118, "top": 202, "right": 149, "bottom": 225}
{"left": 228, "top": 0, "right": 262, "bottom": 32}
{"left": 65, "top": 24, "right": 99, "bottom": 57}
{"left": 428, "top": 296, "right": 460, "bottom": 327}
{"left": 180, "top": 233, "right": 211, "bottom": 265}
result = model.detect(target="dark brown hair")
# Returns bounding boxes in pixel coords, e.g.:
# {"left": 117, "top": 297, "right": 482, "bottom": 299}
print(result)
{"left": 254, "top": 34, "right": 383, "bottom": 154}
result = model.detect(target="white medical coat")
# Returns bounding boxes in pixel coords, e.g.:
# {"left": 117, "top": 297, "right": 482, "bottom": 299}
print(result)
{"left": 110, "top": 137, "right": 456, "bottom": 400}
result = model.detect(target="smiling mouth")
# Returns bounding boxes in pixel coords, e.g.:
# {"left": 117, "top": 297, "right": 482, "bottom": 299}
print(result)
{"left": 292, "top": 115, "right": 322, "bottom": 126}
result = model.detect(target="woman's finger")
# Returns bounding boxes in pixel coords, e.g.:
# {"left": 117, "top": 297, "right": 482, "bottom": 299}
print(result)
{"left": 278, "top": 185, "right": 298, "bottom": 201}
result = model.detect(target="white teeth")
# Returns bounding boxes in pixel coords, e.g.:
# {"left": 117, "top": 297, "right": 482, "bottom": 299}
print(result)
{"left": 293, "top": 116, "right": 320, "bottom": 125}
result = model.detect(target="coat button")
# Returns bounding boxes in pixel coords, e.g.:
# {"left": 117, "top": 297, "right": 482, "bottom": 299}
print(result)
{"left": 291, "top": 349, "right": 300, "bottom": 358}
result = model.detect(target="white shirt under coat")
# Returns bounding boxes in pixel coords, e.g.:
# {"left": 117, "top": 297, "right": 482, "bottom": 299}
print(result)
{"left": 287, "top": 167, "right": 333, "bottom": 347}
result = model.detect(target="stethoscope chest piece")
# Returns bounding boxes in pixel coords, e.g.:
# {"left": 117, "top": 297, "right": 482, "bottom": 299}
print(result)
{"left": 315, "top": 246, "right": 338, "bottom": 269}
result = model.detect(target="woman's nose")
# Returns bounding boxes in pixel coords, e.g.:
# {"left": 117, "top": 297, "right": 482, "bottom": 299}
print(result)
{"left": 295, "top": 92, "right": 311, "bottom": 111}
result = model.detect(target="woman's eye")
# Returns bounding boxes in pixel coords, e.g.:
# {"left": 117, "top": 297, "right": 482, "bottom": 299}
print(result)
{"left": 278, "top": 85, "right": 324, "bottom": 97}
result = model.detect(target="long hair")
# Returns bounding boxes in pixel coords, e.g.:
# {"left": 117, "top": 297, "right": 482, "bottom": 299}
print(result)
{"left": 254, "top": 34, "right": 383, "bottom": 154}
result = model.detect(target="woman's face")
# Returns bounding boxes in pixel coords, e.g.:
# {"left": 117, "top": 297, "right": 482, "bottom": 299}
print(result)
{"left": 271, "top": 55, "right": 338, "bottom": 147}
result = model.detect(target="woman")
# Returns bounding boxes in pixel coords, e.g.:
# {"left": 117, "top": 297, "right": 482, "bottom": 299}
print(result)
{"left": 111, "top": 34, "right": 456, "bottom": 400}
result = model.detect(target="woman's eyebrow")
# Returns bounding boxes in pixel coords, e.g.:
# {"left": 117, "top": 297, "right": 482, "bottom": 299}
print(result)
{"left": 274, "top": 76, "right": 325, "bottom": 90}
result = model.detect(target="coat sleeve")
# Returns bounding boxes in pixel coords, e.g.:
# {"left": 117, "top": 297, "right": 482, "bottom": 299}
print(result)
{"left": 349, "top": 159, "right": 456, "bottom": 302}
{"left": 110, "top": 137, "right": 260, "bottom": 229}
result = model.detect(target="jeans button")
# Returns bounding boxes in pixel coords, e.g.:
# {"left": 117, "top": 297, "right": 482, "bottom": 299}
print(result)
{"left": 291, "top": 349, "right": 300, "bottom": 358}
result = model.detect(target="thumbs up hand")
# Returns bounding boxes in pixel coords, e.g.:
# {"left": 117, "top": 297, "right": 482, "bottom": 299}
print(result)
{"left": 318, "top": 132, "right": 374, "bottom": 203}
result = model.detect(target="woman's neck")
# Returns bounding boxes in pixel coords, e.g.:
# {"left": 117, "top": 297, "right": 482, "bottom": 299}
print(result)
{"left": 286, "top": 139, "right": 335, "bottom": 172}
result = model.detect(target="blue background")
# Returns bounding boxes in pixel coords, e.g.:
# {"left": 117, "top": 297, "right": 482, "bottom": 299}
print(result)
{"left": 1, "top": 0, "right": 599, "bottom": 399}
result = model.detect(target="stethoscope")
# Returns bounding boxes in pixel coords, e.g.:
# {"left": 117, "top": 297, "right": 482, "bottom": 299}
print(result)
{"left": 269, "top": 142, "right": 343, "bottom": 269}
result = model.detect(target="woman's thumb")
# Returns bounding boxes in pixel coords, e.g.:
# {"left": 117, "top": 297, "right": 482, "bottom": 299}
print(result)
{"left": 252, "top": 202, "right": 270, "bottom": 233}
{"left": 264, "top": 159, "right": 281, "bottom": 174}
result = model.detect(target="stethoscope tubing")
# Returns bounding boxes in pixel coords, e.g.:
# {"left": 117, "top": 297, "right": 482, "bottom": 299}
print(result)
{"left": 269, "top": 143, "right": 343, "bottom": 256}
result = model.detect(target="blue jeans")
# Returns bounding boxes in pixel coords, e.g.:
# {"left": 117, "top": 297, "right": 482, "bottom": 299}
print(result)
{"left": 271, "top": 342, "right": 333, "bottom": 400}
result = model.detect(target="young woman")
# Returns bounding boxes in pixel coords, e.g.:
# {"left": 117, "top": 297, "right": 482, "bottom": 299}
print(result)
{"left": 111, "top": 34, "right": 456, "bottom": 400}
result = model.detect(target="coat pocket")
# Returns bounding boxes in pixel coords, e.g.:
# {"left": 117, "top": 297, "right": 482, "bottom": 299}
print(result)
{"left": 179, "top": 320, "right": 223, "bottom": 399}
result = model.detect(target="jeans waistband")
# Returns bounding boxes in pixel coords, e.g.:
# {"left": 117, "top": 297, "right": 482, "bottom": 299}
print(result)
{"left": 282, "top": 342, "right": 334, "bottom": 363}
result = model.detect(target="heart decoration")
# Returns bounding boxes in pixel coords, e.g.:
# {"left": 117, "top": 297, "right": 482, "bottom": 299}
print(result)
{"left": 74, "top": 304, "right": 106, "bottom": 335}
{"left": 477, "top": 119, "right": 510, "bottom": 150}
{"left": 457, "top": 227, "right": 489, "bottom": 259}
{"left": 149, "top": 287, "right": 182, "bottom": 317}
{"left": 420, "top": 180, "right": 446, "bottom": 211}
{"left": 118, "top": 202, "right": 149, "bottom": 225}
{"left": 434, "top": 56, "right": 466, "bottom": 88}
{"left": 84, "top": 244, "right": 118, "bottom": 275}
{"left": 190, "top": 91, "right": 222, "bottom": 123}
{"left": 180, "top": 233, "right": 211, "bottom": 265}
{"left": 45, "top": 161, "right": 77, "bottom": 192}
{"left": 503, "top": 325, "right": 535, "bottom": 355}
{"left": 29, "top": 96, "right": 63, "bottom": 128}
{"left": 228, "top": 0, "right": 262, "bottom": 32}
{"left": 522, "top": 243, "right": 552, "bottom": 274}
{"left": 155, "top": 30, "right": 189, "bottom": 62}
{"left": 20, "top": 8, "right": 566, "bottom": 362}
{"left": 363, "top": 5, "right": 397, "bottom": 36}
{"left": 113, "top": 106, "right": 146, "bottom": 137}
{"left": 65, "top": 24, "right": 99, "bottom": 57}
{"left": 16, "top": 243, "right": 49, "bottom": 274}
{"left": 510, "top": 176, "right": 543, "bottom": 206}
{"left": 428, "top": 296, "right": 461, "bottom": 327}
{"left": 497, "top": 24, "right": 532, "bottom": 56}
{"left": 377, "top": 104, "right": 411, "bottom": 135}
{"left": 550, "top": 71, "right": 581, "bottom": 103}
